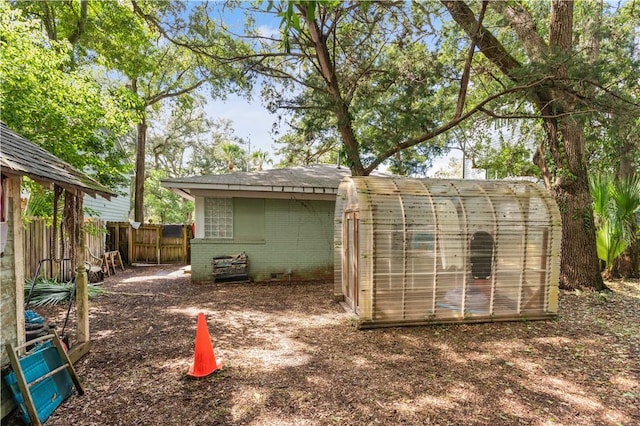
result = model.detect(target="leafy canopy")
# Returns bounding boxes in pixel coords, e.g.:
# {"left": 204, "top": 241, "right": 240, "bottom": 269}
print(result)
{"left": 0, "top": 3, "right": 135, "bottom": 188}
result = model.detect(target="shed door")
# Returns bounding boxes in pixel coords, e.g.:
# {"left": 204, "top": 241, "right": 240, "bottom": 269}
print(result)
{"left": 344, "top": 211, "right": 359, "bottom": 312}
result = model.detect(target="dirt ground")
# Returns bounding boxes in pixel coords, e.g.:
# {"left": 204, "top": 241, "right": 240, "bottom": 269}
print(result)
{"left": 3, "top": 265, "right": 639, "bottom": 426}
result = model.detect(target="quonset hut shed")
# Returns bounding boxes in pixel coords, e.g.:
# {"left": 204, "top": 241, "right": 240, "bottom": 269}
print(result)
{"left": 334, "top": 176, "right": 561, "bottom": 328}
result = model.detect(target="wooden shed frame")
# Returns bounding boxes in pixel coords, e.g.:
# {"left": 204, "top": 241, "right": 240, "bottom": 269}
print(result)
{"left": 1, "top": 123, "right": 115, "bottom": 415}
{"left": 334, "top": 176, "right": 561, "bottom": 328}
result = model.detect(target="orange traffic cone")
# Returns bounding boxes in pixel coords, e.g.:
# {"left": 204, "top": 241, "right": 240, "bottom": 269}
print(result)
{"left": 187, "top": 312, "right": 224, "bottom": 378}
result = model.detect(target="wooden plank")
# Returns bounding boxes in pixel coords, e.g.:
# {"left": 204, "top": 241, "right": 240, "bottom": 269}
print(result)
{"left": 134, "top": 243, "right": 174, "bottom": 248}
{"left": 156, "top": 226, "right": 161, "bottom": 264}
{"left": 51, "top": 332, "right": 84, "bottom": 396}
{"left": 10, "top": 178, "right": 26, "bottom": 348}
{"left": 26, "top": 364, "right": 69, "bottom": 388}
{"left": 5, "top": 342, "right": 41, "bottom": 426}
{"left": 76, "top": 268, "right": 89, "bottom": 344}
{"left": 68, "top": 341, "right": 91, "bottom": 364}
{"left": 182, "top": 226, "right": 187, "bottom": 264}
{"left": 212, "top": 253, "right": 248, "bottom": 281}
{"left": 114, "top": 223, "right": 120, "bottom": 256}
{"left": 127, "top": 225, "right": 133, "bottom": 266}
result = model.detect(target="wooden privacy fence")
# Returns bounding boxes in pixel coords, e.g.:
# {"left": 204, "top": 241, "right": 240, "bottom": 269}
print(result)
{"left": 22, "top": 218, "right": 106, "bottom": 281}
{"left": 106, "top": 222, "right": 191, "bottom": 265}
{"left": 21, "top": 220, "right": 190, "bottom": 280}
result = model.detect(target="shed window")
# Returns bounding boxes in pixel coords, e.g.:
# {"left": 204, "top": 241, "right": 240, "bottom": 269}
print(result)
{"left": 204, "top": 198, "right": 233, "bottom": 239}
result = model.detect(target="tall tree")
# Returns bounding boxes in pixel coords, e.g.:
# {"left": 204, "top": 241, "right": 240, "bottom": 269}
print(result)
{"left": 264, "top": 2, "right": 455, "bottom": 175}
{"left": 442, "top": 0, "right": 638, "bottom": 290}
{"left": 139, "top": 2, "right": 466, "bottom": 176}
{"left": 127, "top": 1, "right": 253, "bottom": 221}
{"left": 16, "top": 0, "right": 250, "bottom": 223}
{"left": 448, "top": 1, "right": 638, "bottom": 278}
{"left": 112, "top": 1, "right": 209, "bottom": 222}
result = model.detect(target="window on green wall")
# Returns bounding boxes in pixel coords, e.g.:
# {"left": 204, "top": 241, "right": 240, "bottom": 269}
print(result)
{"left": 204, "top": 198, "right": 233, "bottom": 238}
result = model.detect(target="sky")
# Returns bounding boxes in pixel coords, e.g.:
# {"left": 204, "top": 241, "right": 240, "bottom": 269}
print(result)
{"left": 205, "top": 92, "right": 281, "bottom": 162}
{"left": 202, "top": 5, "right": 286, "bottom": 167}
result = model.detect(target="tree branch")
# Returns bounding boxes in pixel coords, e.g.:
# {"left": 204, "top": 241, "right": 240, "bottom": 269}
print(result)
{"left": 298, "top": 3, "right": 365, "bottom": 174}
{"left": 490, "top": 0, "right": 549, "bottom": 62}
{"left": 441, "top": 0, "right": 522, "bottom": 79}
{"left": 131, "top": 1, "right": 270, "bottom": 65}
{"left": 478, "top": 106, "right": 598, "bottom": 120}
{"left": 455, "top": 1, "right": 488, "bottom": 118}
{"left": 365, "top": 76, "right": 556, "bottom": 174}
{"left": 67, "top": 0, "right": 88, "bottom": 45}
{"left": 248, "top": 60, "right": 327, "bottom": 93}
{"left": 39, "top": 2, "right": 57, "bottom": 41}
{"left": 146, "top": 79, "right": 208, "bottom": 106}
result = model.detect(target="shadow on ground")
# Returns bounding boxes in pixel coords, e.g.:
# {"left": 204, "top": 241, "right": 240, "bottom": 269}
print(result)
{"left": 3, "top": 265, "right": 639, "bottom": 425}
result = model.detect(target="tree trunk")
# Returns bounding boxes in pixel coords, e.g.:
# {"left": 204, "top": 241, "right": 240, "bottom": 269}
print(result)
{"left": 299, "top": 5, "right": 365, "bottom": 176}
{"left": 612, "top": 242, "right": 639, "bottom": 279}
{"left": 611, "top": 138, "right": 639, "bottom": 278}
{"left": 551, "top": 116, "right": 605, "bottom": 291}
{"left": 550, "top": 0, "right": 604, "bottom": 290}
{"left": 134, "top": 117, "right": 147, "bottom": 223}
{"left": 553, "top": 180, "right": 606, "bottom": 290}
{"left": 524, "top": 129, "right": 602, "bottom": 290}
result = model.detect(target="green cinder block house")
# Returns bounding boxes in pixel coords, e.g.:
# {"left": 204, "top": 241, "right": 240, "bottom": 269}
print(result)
{"left": 162, "top": 165, "right": 352, "bottom": 282}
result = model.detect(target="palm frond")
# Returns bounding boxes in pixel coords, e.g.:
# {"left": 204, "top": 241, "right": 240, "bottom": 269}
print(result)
{"left": 611, "top": 175, "right": 640, "bottom": 245}
{"left": 25, "top": 278, "right": 105, "bottom": 307}
{"left": 589, "top": 174, "right": 612, "bottom": 223}
{"left": 612, "top": 175, "right": 640, "bottom": 220}
{"left": 595, "top": 219, "right": 628, "bottom": 268}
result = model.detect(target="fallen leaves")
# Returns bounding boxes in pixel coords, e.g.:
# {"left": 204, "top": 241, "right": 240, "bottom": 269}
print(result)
{"left": 5, "top": 268, "right": 637, "bottom": 426}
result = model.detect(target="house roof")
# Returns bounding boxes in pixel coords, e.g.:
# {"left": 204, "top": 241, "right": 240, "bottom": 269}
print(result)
{"left": 162, "top": 164, "right": 353, "bottom": 201}
{"left": 0, "top": 122, "right": 115, "bottom": 199}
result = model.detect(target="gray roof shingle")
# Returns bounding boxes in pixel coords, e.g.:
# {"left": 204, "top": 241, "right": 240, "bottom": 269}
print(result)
{"left": 162, "top": 164, "right": 354, "bottom": 198}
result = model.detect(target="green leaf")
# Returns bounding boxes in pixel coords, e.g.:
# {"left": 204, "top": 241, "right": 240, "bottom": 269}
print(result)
{"left": 25, "top": 278, "right": 104, "bottom": 307}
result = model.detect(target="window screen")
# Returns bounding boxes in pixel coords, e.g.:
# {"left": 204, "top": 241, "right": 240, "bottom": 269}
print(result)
{"left": 204, "top": 198, "right": 233, "bottom": 239}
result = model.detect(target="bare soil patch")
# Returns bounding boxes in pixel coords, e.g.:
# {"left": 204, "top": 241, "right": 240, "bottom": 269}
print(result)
{"left": 4, "top": 265, "right": 639, "bottom": 425}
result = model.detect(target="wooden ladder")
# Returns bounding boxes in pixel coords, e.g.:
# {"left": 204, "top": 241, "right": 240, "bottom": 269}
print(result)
{"left": 5, "top": 331, "right": 84, "bottom": 426}
{"left": 103, "top": 250, "right": 125, "bottom": 276}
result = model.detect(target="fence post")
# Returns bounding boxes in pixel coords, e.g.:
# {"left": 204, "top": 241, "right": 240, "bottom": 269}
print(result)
{"left": 182, "top": 225, "right": 188, "bottom": 265}
{"left": 114, "top": 223, "right": 120, "bottom": 255}
{"left": 128, "top": 225, "right": 134, "bottom": 266}
{"left": 156, "top": 226, "right": 161, "bottom": 264}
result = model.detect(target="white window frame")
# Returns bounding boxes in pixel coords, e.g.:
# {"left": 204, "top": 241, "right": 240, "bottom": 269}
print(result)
{"left": 204, "top": 198, "right": 233, "bottom": 239}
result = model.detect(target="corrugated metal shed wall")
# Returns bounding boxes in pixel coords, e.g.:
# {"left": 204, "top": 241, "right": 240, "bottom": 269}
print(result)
{"left": 334, "top": 176, "right": 561, "bottom": 328}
